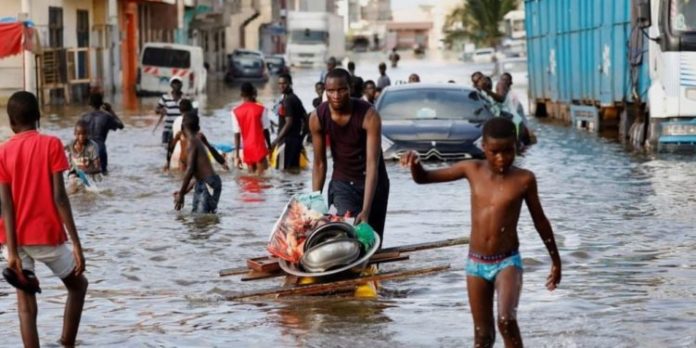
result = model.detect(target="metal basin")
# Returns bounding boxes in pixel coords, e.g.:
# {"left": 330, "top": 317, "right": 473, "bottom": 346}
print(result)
{"left": 300, "top": 238, "right": 361, "bottom": 273}
{"left": 303, "top": 222, "right": 357, "bottom": 252}
{"left": 279, "top": 232, "right": 381, "bottom": 278}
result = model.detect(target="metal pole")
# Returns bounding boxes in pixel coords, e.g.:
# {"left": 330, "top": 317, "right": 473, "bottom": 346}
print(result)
{"left": 21, "top": 0, "right": 33, "bottom": 93}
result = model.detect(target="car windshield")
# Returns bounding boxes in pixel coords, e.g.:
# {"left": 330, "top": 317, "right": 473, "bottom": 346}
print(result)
{"left": 671, "top": 0, "right": 696, "bottom": 33}
{"left": 234, "top": 56, "right": 262, "bottom": 68}
{"left": 234, "top": 51, "right": 262, "bottom": 58}
{"left": 290, "top": 29, "right": 327, "bottom": 44}
{"left": 378, "top": 89, "right": 489, "bottom": 122}
{"left": 142, "top": 47, "right": 190, "bottom": 68}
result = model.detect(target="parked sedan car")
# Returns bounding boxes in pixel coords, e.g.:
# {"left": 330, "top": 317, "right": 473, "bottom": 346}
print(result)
{"left": 225, "top": 49, "right": 268, "bottom": 83}
{"left": 265, "top": 55, "right": 290, "bottom": 75}
{"left": 375, "top": 84, "right": 494, "bottom": 161}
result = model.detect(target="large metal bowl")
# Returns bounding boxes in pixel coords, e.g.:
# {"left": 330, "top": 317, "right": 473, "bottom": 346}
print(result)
{"left": 300, "top": 238, "right": 362, "bottom": 273}
{"left": 279, "top": 231, "right": 381, "bottom": 278}
{"left": 303, "top": 222, "right": 357, "bottom": 252}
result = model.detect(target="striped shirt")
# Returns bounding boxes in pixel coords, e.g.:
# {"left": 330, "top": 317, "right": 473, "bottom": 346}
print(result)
{"left": 157, "top": 93, "right": 182, "bottom": 132}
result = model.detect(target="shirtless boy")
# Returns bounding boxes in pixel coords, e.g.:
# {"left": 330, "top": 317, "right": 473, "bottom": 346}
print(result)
{"left": 174, "top": 114, "right": 222, "bottom": 214}
{"left": 401, "top": 117, "right": 561, "bottom": 347}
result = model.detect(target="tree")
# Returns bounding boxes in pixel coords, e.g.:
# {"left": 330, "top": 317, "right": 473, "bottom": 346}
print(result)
{"left": 443, "top": 0, "right": 519, "bottom": 48}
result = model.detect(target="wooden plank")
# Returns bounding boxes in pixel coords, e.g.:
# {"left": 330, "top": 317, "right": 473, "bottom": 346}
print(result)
{"left": 379, "top": 237, "right": 470, "bottom": 254}
{"left": 227, "top": 264, "right": 451, "bottom": 300}
{"left": 218, "top": 237, "right": 468, "bottom": 277}
{"left": 240, "top": 254, "right": 410, "bottom": 282}
{"left": 246, "top": 256, "right": 280, "bottom": 273}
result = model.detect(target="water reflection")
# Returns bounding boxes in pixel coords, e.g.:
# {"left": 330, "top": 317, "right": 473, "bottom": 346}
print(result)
{"left": 271, "top": 299, "right": 395, "bottom": 347}
{"left": 235, "top": 174, "right": 273, "bottom": 203}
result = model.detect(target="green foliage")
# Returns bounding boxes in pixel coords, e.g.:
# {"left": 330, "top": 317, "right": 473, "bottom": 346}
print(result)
{"left": 443, "top": 0, "right": 519, "bottom": 48}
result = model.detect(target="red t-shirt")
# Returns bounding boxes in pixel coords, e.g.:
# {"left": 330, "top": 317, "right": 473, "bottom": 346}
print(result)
{"left": 232, "top": 101, "right": 270, "bottom": 164}
{"left": 0, "top": 130, "right": 70, "bottom": 246}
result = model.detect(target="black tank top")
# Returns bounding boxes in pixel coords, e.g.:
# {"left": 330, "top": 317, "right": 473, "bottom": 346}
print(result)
{"left": 317, "top": 98, "right": 388, "bottom": 183}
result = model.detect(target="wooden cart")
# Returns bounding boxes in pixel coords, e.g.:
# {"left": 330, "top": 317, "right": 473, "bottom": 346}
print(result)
{"left": 219, "top": 237, "right": 469, "bottom": 300}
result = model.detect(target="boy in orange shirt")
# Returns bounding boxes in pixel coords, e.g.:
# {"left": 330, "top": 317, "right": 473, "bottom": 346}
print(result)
{"left": 0, "top": 91, "right": 88, "bottom": 347}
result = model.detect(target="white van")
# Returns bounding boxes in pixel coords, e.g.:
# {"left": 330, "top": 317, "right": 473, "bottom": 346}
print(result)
{"left": 137, "top": 43, "right": 207, "bottom": 95}
{"left": 472, "top": 48, "right": 496, "bottom": 64}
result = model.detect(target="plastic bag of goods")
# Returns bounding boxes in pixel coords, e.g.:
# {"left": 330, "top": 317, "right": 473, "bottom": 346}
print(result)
{"left": 267, "top": 192, "right": 332, "bottom": 263}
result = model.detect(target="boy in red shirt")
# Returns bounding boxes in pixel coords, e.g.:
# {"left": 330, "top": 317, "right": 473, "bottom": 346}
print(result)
{"left": 0, "top": 91, "right": 88, "bottom": 347}
{"left": 232, "top": 83, "right": 272, "bottom": 175}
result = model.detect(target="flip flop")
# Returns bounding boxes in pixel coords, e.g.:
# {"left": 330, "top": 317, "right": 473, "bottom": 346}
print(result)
{"left": 2, "top": 268, "right": 41, "bottom": 294}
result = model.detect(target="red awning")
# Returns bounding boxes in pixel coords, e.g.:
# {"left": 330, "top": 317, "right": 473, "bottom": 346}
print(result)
{"left": 0, "top": 23, "right": 24, "bottom": 59}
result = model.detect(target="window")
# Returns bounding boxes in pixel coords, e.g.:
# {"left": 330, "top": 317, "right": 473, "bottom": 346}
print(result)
{"left": 77, "top": 10, "right": 89, "bottom": 47}
{"left": 290, "top": 29, "right": 328, "bottom": 44}
{"left": 49, "top": 7, "right": 64, "bottom": 48}
{"left": 671, "top": 0, "right": 696, "bottom": 33}
{"left": 142, "top": 47, "right": 191, "bottom": 68}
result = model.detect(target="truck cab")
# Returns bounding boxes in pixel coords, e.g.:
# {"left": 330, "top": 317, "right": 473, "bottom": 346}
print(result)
{"left": 646, "top": 0, "right": 696, "bottom": 149}
{"left": 286, "top": 11, "right": 345, "bottom": 67}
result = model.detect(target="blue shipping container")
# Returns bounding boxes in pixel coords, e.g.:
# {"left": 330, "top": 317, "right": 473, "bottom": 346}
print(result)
{"left": 525, "top": 0, "right": 650, "bottom": 113}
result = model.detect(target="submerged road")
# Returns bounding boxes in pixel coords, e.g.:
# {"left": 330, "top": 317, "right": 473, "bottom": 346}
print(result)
{"left": 0, "top": 50, "right": 695, "bottom": 347}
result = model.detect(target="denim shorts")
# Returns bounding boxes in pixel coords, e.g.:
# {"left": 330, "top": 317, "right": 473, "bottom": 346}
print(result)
{"left": 192, "top": 175, "right": 222, "bottom": 214}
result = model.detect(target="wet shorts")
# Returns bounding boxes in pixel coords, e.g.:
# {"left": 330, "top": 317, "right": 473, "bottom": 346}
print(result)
{"left": 162, "top": 130, "right": 173, "bottom": 146}
{"left": 466, "top": 250, "right": 523, "bottom": 282}
{"left": 2, "top": 244, "right": 76, "bottom": 280}
{"left": 192, "top": 175, "right": 222, "bottom": 214}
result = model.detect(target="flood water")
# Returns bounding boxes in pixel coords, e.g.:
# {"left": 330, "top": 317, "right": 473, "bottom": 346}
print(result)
{"left": 1, "top": 51, "right": 695, "bottom": 347}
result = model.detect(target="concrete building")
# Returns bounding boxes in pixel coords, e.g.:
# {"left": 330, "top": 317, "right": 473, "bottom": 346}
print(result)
{"left": 289, "top": 0, "right": 337, "bottom": 13}
{"left": 0, "top": 0, "right": 121, "bottom": 104}
{"left": 338, "top": 0, "right": 391, "bottom": 50}
{"left": 385, "top": 21, "right": 433, "bottom": 50}
{"left": 431, "top": 0, "right": 460, "bottom": 50}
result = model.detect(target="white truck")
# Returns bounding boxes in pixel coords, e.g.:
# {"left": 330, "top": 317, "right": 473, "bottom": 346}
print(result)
{"left": 285, "top": 11, "right": 345, "bottom": 67}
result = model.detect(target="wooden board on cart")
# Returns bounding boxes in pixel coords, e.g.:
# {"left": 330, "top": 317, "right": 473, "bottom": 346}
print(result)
{"left": 226, "top": 264, "right": 451, "bottom": 300}
{"left": 218, "top": 236, "right": 469, "bottom": 278}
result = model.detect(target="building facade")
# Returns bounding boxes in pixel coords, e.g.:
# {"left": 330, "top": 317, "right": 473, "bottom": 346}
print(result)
{"left": 0, "top": 0, "right": 118, "bottom": 104}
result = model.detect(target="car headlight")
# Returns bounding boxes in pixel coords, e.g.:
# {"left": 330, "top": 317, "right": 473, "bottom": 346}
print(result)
{"left": 662, "top": 123, "right": 696, "bottom": 136}
{"left": 474, "top": 136, "right": 483, "bottom": 151}
{"left": 381, "top": 135, "right": 395, "bottom": 153}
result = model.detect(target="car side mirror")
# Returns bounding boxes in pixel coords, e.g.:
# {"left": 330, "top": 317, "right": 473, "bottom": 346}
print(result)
{"left": 636, "top": 0, "right": 651, "bottom": 28}
{"left": 468, "top": 91, "right": 480, "bottom": 100}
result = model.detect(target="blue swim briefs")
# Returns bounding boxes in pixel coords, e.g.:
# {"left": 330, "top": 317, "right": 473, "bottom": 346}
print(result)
{"left": 466, "top": 250, "right": 523, "bottom": 282}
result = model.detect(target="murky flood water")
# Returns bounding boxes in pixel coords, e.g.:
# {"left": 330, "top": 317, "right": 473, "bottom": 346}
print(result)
{"left": 1, "top": 51, "right": 695, "bottom": 347}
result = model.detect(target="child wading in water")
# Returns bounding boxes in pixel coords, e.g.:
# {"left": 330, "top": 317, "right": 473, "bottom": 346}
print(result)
{"left": 174, "top": 114, "right": 223, "bottom": 214}
{"left": 401, "top": 117, "right": 561, "bottom": 347}
{"left": 66, "top": 120, "right": 102, "bottom": 193}
{"left": 0, "top": 91, "right": 88, "bottom": 347}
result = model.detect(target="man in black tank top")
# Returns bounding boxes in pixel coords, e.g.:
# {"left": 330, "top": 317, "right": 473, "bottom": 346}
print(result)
{"left": 309, "top": 68, "right": 390, "bottom": 246}
{"left": 272, "top": 73, "right": 307, "bottom": 170}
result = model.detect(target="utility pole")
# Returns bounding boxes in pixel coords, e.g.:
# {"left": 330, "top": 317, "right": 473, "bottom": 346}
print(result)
{"left": 20, "top": 0, "right": 34, "bottom": 93}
